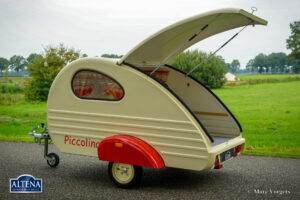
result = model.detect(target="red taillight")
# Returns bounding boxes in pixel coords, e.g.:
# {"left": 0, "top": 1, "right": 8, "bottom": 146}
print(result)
{"left": 236, "top": 145, "right": 242, "bottom": 153}
{"left": 233, "top": 148, "right": 237, "bottom": 157}
{"left": 233, "top": 145, "right": 243, "bottom": 157}
{"left": 214, "top": 156, "right": 223, "bottom": 169}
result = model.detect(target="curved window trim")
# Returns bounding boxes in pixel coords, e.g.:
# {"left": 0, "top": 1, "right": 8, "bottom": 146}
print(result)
{"left": 71, "top": 69, "right": 125, "bottom": 101}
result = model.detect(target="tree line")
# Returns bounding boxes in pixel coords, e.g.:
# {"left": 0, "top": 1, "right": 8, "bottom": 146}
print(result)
{"left": 246, "top": 20, "right": 300, "bottom": 73}
{"left": 0, "top": 54, "right": 37, "bottom": 73}
{"left": 245, "top": 52, "right": 299, "bottom": 73}
{"left": 0, "top": 52, "right": 121, "bottom": 74}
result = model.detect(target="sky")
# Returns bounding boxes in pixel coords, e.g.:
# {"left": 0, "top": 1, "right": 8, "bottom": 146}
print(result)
{"left": 0, "top": 0, "right": 299, "bottom": 68}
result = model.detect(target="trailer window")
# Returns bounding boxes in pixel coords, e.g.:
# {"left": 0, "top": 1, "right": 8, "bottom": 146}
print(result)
{"left": 72, "top": 70, "right": 124, "bottom": 100}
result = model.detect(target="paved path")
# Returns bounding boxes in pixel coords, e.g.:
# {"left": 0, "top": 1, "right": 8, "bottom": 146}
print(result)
{"left": 0, "top": 142, "right": 299, "bottom": 200}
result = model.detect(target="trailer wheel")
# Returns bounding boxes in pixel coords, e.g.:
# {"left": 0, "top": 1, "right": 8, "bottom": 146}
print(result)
{"left": 47, "top": 153, "right": 60, "bottom": 168}
{"left": 108, "top": 162, "right": 142, "bottom": 188}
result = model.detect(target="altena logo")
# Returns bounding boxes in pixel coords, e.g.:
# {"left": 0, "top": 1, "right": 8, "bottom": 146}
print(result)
{"left": 10, "top": 174, "right": 42, "bottom": 193}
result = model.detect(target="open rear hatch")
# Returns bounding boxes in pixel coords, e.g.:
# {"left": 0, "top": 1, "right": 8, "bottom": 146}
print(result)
{"left": 119, "top": 8, "right": 267, "bottom": 66}
{"left": 119, "top": 8, "right": 267, "bottom": 146}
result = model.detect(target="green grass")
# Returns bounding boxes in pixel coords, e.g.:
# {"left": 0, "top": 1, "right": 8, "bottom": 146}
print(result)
{"left": 213, "top": 81, "right": 300, "bottom": 158}
{"left": 237, "top": 73, "right": 300, "bottom": 80}
{"left": 0, "top": 76, "right": 29, "bottom": 85}
{"left": 0, "top": 77, "right": 42, "bottom": 142}
{"left": 0, "top": 103, "right": 47, "bottom": 142}
{"left": 0, "top": 83, "right": 24, "bottom": 94}
{"left": 225, "top": 73, "right": 300, "bottom": 86}
{"left": 0, "top": 93, "right": 27, "bottom": 105}
{"left": 0, "top": 76, "right": 28, "bottom": 105}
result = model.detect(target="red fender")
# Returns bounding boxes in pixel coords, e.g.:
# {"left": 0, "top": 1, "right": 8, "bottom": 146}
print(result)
{"left": 97, "top": 136, "right": 165, "bottom": 168}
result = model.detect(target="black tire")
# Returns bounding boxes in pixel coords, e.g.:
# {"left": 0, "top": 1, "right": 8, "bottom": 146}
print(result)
{"left": 108, "top": 162, "right": 143, "bottom": 188}
{"left": 47, "top": 153, "right": 60, "bottom": 168}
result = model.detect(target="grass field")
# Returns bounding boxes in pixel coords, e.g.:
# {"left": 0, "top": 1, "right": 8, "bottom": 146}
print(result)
{"left": 237, "top": 73, "right": 300, "bottom": 80}
{"left": 213, "top": 81, "right": 300, "bottom": 157}
{"left": 0, "top": 75, "right": 299, "bottom": 158}
{"left": 0, "top": 103, "right": 46, "bottom": 142}
{"left": 225, "top": 73, "right": 300, "bottom": 86}
{"left": 0, "top": 76, "right": 28, "bottom": 105}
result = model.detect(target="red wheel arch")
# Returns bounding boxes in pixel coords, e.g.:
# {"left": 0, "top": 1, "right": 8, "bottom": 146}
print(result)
{"left": 97, "top": 136, "right": 165, "bottom": 168}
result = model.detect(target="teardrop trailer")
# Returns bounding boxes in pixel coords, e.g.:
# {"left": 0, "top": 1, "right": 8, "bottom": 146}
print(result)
{"left": 29, "top": 8, "right": 267, "bottom": 188}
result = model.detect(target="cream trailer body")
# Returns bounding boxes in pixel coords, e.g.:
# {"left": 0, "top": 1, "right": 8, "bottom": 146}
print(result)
{"left": 29, "top": 8, "right": 267, "bottom": 188}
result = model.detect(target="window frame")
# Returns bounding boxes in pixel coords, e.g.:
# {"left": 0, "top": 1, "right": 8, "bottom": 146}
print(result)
{"left": 71, "top": 69, "right": 125, "bottom": 101}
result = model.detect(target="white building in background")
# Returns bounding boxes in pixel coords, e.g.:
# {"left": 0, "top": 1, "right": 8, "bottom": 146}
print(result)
{"left": 225, "top": 73, "right": 239, "bottom": 81}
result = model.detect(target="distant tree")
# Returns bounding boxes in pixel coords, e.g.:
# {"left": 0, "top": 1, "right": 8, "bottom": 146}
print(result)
{"left": 101, "top": 54, "right": 123, "bottom": 58}
{"left": 276, "top": 53, "right": 287, "bottom": 72}
{"left": 170, "top": 49, "right": 227, "bottom": 88}
{"left": 230, "top": 59, "right": 240, "bottom": 73}
{"left": 253, "top": 53, "right": 268, "bottom": 73}
{"left": 27, "top": 53, "right": 42, "bottom": 64}
{"left": 288, "top": 57, "right": 300, "bottom": 73}
{"left": 9, "top": 55, "right": 27, "bottom": 72}
{"left": 246, "top": 59, "right": 255, "bottom": 72}
{"left": 0, "top": 57, "right": 9, "bottom": 72}
{"left": 286, "top": 20, "right": 300, "bottom": 59}
{"left": 82, "top": 53, "right": 88, "bottom": 57}
{"left": 225, "top": 63, "right": 231, "bottom": 72}
{"left": 247, "top": 52, "right": 288, "bottom": 73}
{"left": 25, "top": 44, "right": 84, "bottom": 101}
{"left": 267, "top": 52, "right": 287, "bottom": 73}
{"left": 286, "top": 20, "right": 300, "bottom": 73}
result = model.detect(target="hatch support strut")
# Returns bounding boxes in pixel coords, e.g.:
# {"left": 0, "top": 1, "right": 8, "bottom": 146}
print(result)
{"left": 186, "top": 20, "right": 254, "bottom": 76}
{"left": 150, "top": 14, "right": 222, "bottom": 75}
